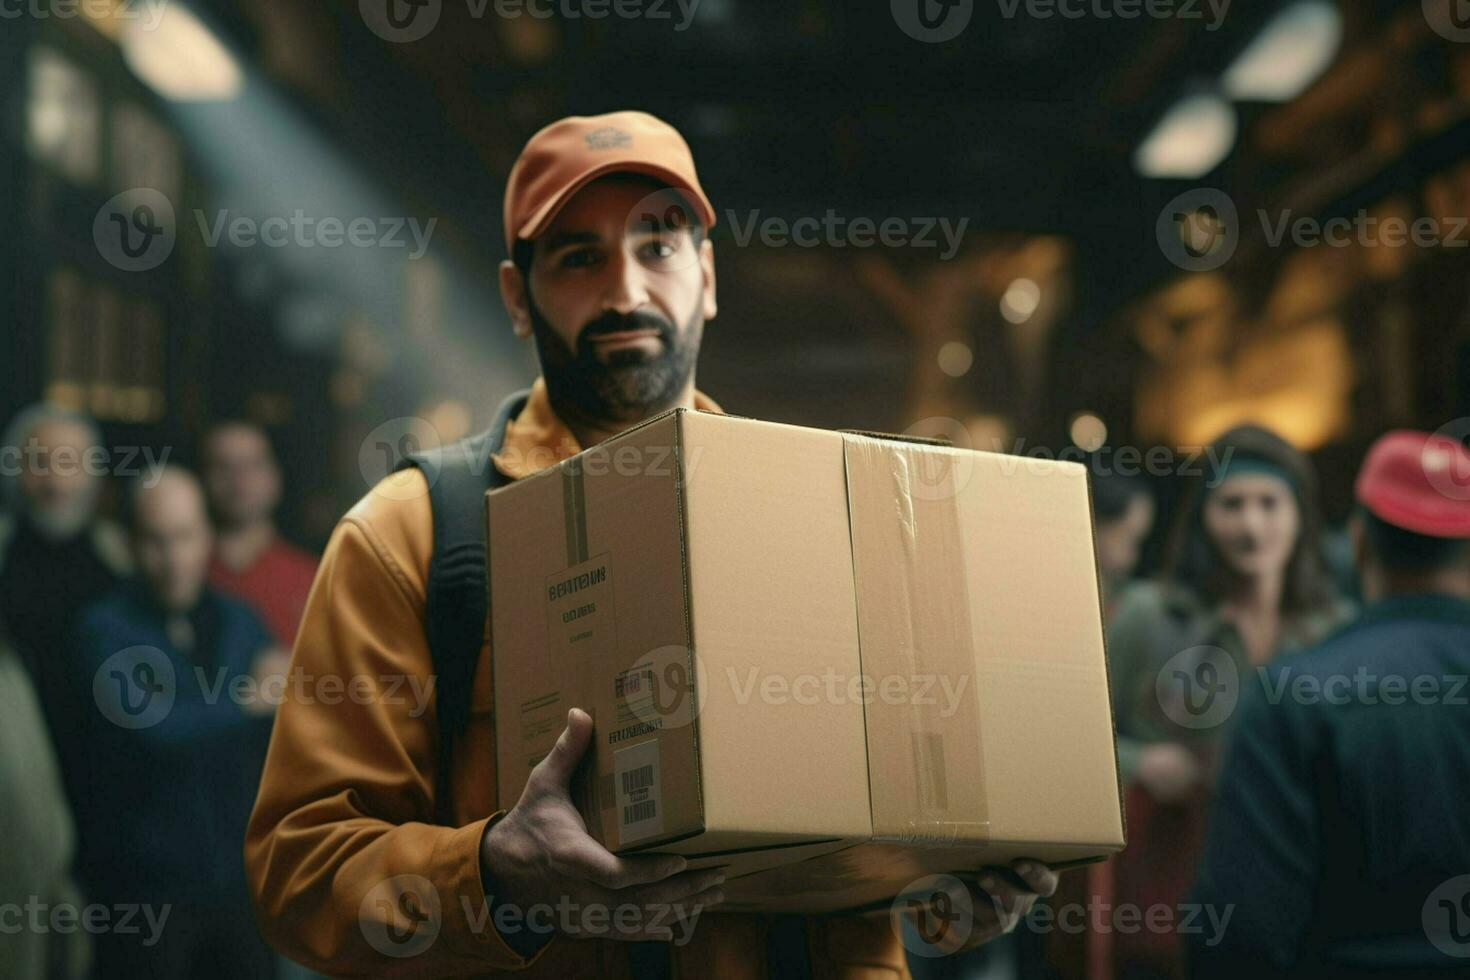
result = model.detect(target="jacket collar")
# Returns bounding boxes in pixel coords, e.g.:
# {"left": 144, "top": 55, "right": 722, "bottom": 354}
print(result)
{"left": 491, "top": 376, "right": 723, "bottom": 480}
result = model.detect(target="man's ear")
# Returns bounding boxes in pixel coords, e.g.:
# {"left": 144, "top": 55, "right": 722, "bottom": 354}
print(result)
{"left": 699, "top": 238, "right": 718, "bottom": 321}
{"left": 499, "top": 259, "right": 533, "bottom": 340}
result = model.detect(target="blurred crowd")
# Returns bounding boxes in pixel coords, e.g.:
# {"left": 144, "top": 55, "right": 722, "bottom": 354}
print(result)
{"left": 1, "top": 399, "right": 1467, "bottom": 979}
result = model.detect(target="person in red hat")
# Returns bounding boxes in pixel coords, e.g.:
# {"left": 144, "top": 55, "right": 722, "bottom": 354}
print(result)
{"left": 246, "top": 111, "right": 1055, "bottom": 979}
{"left": 1188, "top": 429, "right": 1470, "bottom": 979}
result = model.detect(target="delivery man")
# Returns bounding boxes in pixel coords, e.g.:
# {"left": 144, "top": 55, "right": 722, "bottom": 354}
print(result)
{"left": 1188, "top": 429, "right": 1470, "bottom": 978}
{"left": 245, "top": 110, "right": 1056, "bottom": 978}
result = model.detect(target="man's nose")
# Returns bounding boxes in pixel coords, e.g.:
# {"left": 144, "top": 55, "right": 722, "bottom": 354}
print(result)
{"left": 601, "top": 249, "right": 651, "bottom": 315}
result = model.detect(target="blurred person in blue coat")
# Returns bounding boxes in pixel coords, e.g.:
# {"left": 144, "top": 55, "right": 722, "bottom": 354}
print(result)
{"left": 68, "top": 466, "right": 287, "bottom": 980}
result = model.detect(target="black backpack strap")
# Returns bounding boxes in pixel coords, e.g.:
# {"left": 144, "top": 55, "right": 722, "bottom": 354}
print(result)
{"left": 396, "top": 390, "right": 529, "bottom": 825}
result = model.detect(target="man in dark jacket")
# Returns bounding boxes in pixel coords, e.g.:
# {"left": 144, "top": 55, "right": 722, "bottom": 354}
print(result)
{"left": 1189, "top": 429, "right": 1470, "bottom": 978}
{"left": 70, "top": 466, "right": 283, "bottom": 980}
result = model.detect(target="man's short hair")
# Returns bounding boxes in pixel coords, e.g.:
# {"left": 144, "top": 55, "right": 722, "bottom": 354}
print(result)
{"left": 1360, "top": 507, "right": 1470, "bottom": 573}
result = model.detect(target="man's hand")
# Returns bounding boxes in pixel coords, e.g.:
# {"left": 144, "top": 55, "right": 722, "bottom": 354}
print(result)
{"left": 246, "top": 647, "right": 292, "bottom": 716}
{"left": 1136, "top": 741, "right": 1202, "bottom": 805}
{"left": 960, "top": 860, "right": 1058, "bottom": 952}
{"left": 480, "top": 708, "right": 726, "bottom": 943}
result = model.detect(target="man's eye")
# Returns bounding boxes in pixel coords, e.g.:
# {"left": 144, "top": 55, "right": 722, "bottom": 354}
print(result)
{"left": 560, "top": 249, "right": 599, "bottom": 269}
{"left": 641, "top": 239, "right": 678, "bottom": 261}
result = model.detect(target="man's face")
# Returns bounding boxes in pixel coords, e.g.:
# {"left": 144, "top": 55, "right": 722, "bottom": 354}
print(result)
{"left": 16, "top": 418, "right": 101, "bottom": 541}
{"left": 203, "top": 424, "right": 281, "bottom": 529}
{"left": 133, "top": 471, "right": 214, "bottom": 612}
{"left": 502, "top": 175, "right": 717, "bottom": 422}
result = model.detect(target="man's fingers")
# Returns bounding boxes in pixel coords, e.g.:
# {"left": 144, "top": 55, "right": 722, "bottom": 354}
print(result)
{"left": 973, "top": 870, "right": 1036, "bottom": 926}
{"left": 556, "top": 836, "right": 689, "bottom": 891}
{"left": 617, "top": 867, "right": 726, "bottom": 910}
{"left": 1011, "top": 859, "right": 1058, "bottom": 898}
{"left": 565, "top": 881, "right": 725, "bottom": 942}
{"left": 529, "top": 708, "right": 594, "bottom": 792}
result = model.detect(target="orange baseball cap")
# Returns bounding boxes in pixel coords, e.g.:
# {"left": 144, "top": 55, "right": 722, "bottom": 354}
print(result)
{"left": 503, "top": 110, "right": 716, "bottom": 254}
{"left": 1354, "top": 429, "right": 1470, "bottom": 538}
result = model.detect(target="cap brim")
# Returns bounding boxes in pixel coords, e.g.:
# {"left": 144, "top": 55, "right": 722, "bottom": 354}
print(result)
{"left": 513, "top": 159, "right": 717, "bottom": 248}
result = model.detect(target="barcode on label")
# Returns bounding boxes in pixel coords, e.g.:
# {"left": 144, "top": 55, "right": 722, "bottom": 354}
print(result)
{"left": 623, "top": 800, "right": 657, "bottom": 825}
{"left": 613, "top": 740, "right": 664, "bottom": 844}
{"left": 622, "top": 764, "right": 654, "bottom": 794}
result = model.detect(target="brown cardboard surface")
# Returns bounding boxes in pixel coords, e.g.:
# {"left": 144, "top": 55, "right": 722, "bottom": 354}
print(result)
{"left": 721, "top": 439, "right": 1124, "bottom": 914}
{"left": 488, "top": 410, "right": 871, "bottom": 880}
{"left": 489, "top": 410, "right": 1122, "bottom": 912}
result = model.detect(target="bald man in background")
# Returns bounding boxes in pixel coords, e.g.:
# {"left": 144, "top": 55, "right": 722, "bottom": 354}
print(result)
{"left": 67, "top": 467, "right": 284, "bottom": 980}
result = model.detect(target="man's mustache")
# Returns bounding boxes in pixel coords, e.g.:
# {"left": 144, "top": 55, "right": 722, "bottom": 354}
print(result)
{"left": 577, "top": 310, "right": 675, "bottom": 352}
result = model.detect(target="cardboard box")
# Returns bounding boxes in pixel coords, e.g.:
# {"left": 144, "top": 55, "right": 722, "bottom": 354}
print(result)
{"left": 487, "top": 408, "right": 1125, "bottom": 904}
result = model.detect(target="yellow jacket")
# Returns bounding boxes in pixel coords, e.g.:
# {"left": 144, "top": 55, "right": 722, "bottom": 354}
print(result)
{"left": 245, "top": 379, "right": 913, "bottom": 978}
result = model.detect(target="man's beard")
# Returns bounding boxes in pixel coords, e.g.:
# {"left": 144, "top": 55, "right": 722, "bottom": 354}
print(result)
{"left": 530, "top": 303, "right": 702, "bottom": 424}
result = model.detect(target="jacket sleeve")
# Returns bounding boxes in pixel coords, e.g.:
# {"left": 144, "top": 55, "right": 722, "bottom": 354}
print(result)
{"left": 244, "top": 501, "right": 550, "bottom": 976}
{"left": 1105, "top": 582, "right": 1167, "bottom": 781}
{"left": 1186, "top": 667, "right": 1320, "bottom": 977}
